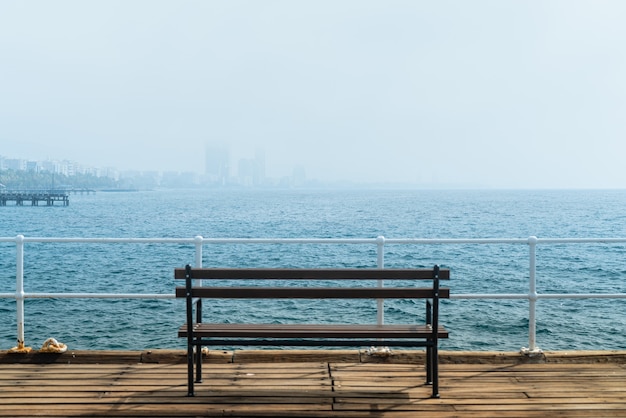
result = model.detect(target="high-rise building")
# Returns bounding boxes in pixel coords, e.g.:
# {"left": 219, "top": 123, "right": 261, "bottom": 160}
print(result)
{"left": 253, "top": 148, "right": 265, "bottom": 186}
{"left": 4, "top": 158, "right": 27, "bottom": 171}
{"left": 205, "top": 144, "right": 230, "bottom": 186}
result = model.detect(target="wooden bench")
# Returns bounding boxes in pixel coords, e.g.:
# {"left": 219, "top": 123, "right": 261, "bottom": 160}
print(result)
{"left": 175, "top": 265, "right": 450, "bottom": 398}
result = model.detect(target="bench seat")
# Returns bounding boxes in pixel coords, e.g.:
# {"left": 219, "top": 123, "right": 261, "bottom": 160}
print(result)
{"left": 179, "top": 323, "right": 448, "bottom": 342}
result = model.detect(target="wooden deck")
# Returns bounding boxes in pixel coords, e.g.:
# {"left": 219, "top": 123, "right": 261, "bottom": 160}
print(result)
{"left": 0, "top": 350, "right": 625, "bottom": 417}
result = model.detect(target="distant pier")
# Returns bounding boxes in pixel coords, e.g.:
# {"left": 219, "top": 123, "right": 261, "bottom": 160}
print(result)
{"left": 0, "top": 190, "right": 72, "bottom": 206}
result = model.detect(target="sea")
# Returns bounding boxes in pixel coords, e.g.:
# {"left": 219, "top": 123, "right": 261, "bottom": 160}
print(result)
{"left": 1, "top": 188, "right": 625, "bottom": 352}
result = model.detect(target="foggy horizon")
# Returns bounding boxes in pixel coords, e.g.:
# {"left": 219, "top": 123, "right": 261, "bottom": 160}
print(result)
{"left": 2, "top": 1, "right": 625, "bottom": 189}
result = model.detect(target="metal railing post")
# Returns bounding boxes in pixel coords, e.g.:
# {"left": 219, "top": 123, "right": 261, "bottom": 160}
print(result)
{"left": 376, "top": 235, "right": 385, "bottom": 325}
{"left": 16, "top": 235, "right": 25, "bottom": 346}
{"left": 194, "top": 235, "right": 203, "bottom": 268}
{"left": 12, "top": 235, "right": 31, "bottom": 352}
{"left": 522, "top": 236, "right": 541, "bottom": 355}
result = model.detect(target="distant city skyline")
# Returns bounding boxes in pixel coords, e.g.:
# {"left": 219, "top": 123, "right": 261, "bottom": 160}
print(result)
{"left": 1, "top": 148, "right": 306, "bottom": 189}
{"left": 2, "top": 145, "right": 299, "bottom": 180}
{"left": 1, "top": 154, "right": 306, "bottom": 191}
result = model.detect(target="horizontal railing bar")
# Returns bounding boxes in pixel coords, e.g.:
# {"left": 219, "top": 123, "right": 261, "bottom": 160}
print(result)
{"left": 451, "top": 293, "right": 626, "bottom": 300}
{"left": 200, "top": 238, "right": 378, "bottom": 244}
{"left": 384, "top": 238, "right": 528, "bottom": 245}
{"left": 451, "top": 294, "right": 530, "bottom": 299}
{"left": 21, "top": 237, "right": 195, "bottom": 244}
{"left": 3, "top": 236, "right": 626, "bottom": 245}
{"left": 22, "top": 293, "right": 174, "bottom": 299}
{"left": 1, "top": 292, "right": 623, "bottom": 301}
{"left": 537, "top": 293, "right": 626, "bottom": 299}
{"left": 0, "top": 237, "right": 376, "bottom": 244}
{"left": 536, "top": 238, "right": 626, "bottom": 244}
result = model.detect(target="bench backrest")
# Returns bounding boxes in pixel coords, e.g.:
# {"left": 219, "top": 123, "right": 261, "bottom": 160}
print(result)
{"left": 174, "top": 266, "right": 450, "bottom": 299}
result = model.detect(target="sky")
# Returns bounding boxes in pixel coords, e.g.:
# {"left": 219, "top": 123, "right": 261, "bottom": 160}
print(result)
{"left": 1, "top": 0, "right": 625, "bottom": 188}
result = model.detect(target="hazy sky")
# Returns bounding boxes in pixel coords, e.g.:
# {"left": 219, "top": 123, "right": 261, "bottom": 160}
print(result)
{"left": 1, "top": 1, "right": 625, "bottom": 188}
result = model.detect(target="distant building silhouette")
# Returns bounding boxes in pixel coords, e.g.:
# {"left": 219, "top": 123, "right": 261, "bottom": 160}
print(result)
{"left": 253, "top": 148, "right": 265, "bottom": 186}
{"left": 237, "top": 148, "right": 266, "bottom": 187}
{"left": 204, "top": 144, "right": 230, "bottom": 186}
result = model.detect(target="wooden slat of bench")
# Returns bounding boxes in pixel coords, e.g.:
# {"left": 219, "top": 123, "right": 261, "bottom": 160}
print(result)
{"left": 175, "top": 287, "right": 450, "bottom": 299}
{"left": 174, "top": 268, "right": 450, "bottom": 281}
{"left": 179, "top": 323, "right": 448, "bottom": 339}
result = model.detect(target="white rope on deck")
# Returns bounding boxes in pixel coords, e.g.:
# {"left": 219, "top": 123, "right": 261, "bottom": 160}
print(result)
{"left": 39, "top": 338, "right": 67, "bottom": 353}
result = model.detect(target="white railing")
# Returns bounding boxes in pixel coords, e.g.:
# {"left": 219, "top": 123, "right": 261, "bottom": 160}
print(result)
{"left": 1, "top": 235, "right": 626, "bottom": 353}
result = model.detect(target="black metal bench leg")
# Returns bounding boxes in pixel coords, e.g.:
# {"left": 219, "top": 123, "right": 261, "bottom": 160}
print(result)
{"left": 194, "top": 298, "right": 203, "bottom": 384}
{"left": 426, "top": 345, "right": 433, "bottom": 385}
{"left": 425, "top": 299, "right": 433, "bottom": 385}
{"left": 187, "top": 341, "right": 194, "bottom": 396}
{"left": 431, "top": 344, "right": 440, "bottom": 398}
{"left": 185, "top": 264, "right": 195, "bottom": 396}
{"left": 195, "top": 342, "right": 203, "bottom": 383}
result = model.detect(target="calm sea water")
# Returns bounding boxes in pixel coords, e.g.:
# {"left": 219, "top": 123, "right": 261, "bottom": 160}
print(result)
{"left": 1, "top": 188, "right": 625, "bottom": 351}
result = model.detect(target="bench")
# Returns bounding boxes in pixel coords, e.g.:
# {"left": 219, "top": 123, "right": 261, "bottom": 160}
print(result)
{"left": 175, "top": 265, "right": 450, "bottom": 398}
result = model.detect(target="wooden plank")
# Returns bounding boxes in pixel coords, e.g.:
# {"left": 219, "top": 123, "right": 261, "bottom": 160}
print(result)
{"left": 175, "top": 267, "right": 450, "bottom": 280}
{"left": 180, "top": 323, "right": 448, "bottom": 338}
{"left": 176, "top": 286, "right": 449, "bottom": 299}
{"left": 0, "top": 404, "right": 334, "bottom": 417}
{"left": 453, "top": 403, "right": 626, "bottom": 412}
{"left": 234, "top": 349, "right": 361, "bottom": 362}
{"left": 335, "top": 397, "right": 626, "bottom": 406}
{"left": 0, "top": 395, "right": 333, "bottom": 405}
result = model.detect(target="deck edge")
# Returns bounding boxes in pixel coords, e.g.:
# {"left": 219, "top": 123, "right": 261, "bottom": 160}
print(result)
{"left": 1, "top": 349, "right": 625, "bottom": 364}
